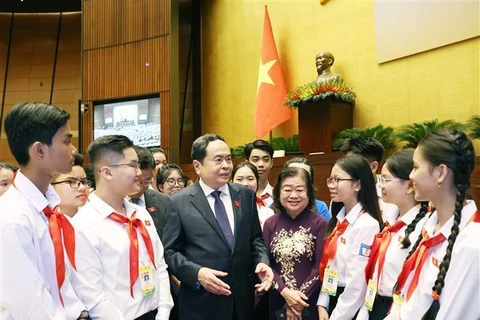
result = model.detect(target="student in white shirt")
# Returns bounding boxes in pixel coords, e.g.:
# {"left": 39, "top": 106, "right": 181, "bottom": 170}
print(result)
{"left": 232, "top": 162, "right": 274, "bottom": 229}
{"left": 387, "top": 129, "right": 477, "bottom": 320}
{"left": 333, "top": 137, "right": 398, "bottom": 225}
{"left": 0, "top": 102, "right": 90, "bottom": 319}
{"left": 244, "top": 139, "right": 275, "bottom": 207}
{"left": 51, "top": 154, "right": 90, "bottom": 219}
{"left": 317, "top": 155, "right": 383, "bottom": 320}
{"left": 357, "top": 149, "right": 429, "bottom": 320}
{"left": 72, "top": 135, "right": 173, "bottom": 320}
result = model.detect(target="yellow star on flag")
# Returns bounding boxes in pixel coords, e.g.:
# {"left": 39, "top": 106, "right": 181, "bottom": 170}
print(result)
{"left": 257, "top": 59, "right": 277, "bottom": 94}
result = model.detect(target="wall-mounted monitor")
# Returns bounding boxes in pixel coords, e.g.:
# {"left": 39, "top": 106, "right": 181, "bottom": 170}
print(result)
{"left": 93, "top": 95, "right": 161, "bottom": 147}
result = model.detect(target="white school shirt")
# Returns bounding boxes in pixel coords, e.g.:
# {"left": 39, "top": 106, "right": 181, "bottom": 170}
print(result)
{"left": 260, "top": 183, "right": 274, "bottom": 208}
{"left": 257, "top": 205, "right": 274, "bottom": 230}
{"left": 0, "top": 171, "right": 86, "bottom": 320}
{"left": 317, "top": 202, "right": 380, "bottom": 320}
{"left": 436, "top": 214, "right": 480, "bottom": 320}
{"left": 72, "top": 192, "right": 173, "bottom": 320}
{"left": 199, "top": 179, "right": 235, "bottom": 234}
{"left": 386, "top": 200, "right": 477, "bottom": 320}
{"left": 356, "top": 205, "right": 428, "bottom": 320}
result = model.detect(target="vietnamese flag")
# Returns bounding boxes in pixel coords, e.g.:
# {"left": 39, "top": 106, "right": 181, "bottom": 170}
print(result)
{"left": 254, "top": 6, "right": 292, "bottom": 139}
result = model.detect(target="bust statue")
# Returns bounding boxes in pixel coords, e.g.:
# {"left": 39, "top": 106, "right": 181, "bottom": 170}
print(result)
{"left": 315, "top": 52, "right": 342, "bottom": 83}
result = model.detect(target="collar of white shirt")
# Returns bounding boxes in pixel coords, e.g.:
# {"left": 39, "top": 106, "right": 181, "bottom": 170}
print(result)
{"left": 337, "top": 202, "right": 364, "bottom": 224}
{"left": 423, "top": 199, "right": 477, "bottom": 238}
{"left": 261, "top": 183, "right": 273, "bottom": 197}
{"left": 88, "top": 192, "right": 139, "bottom": 219}
{"left": 199, "top": 179, "right": 231, "bottom": 198}
{"left": 398, "top": 204, "right": 422, "bottom": 225}
{"left": 15, "top": 170, "right": 61, "bottom": 212}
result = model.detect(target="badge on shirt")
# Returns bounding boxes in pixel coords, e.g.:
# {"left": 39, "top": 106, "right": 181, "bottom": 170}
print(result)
{"left": 340, "top": 237, "right": 346, "bottom": 244}
{"left": 393, "top": 293, "right": 405, "bottom": 306}
{"left": 359, "top": 243, "right": 372, "bottom": 257}
{"left": 139, "top": 264, "right": 156, "bottom": 296}
{"left": 364, "top": 279, "right": 378, "bottom": 311}
{"left": 321, "top": 268, "right": 339, "bottom": 296}
{"left": 398, "top": 235, "right": 404, "bottom": 243}
{"left": 144, "top": 220, "right": 151, "bottom": 226}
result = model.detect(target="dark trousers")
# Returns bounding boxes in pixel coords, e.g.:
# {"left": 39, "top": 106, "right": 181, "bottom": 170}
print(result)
{"left": 369, "top": 295, "right": 393, "bottom": 320}
{"left": 135, "top": 309, "right": 158, "bottom": 320}
{"left": 327, "top": 287, "right": 359, "bottom": 318}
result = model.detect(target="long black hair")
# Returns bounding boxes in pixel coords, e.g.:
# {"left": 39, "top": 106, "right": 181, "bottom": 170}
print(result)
{"left": 383, "top": 149, "right": 429, "bottom": 248}
{"left": 326, "top": 155, "right": 382, "bottom": 235}
{"left": 410, "top": 129, "right": 475, "bottom": 320}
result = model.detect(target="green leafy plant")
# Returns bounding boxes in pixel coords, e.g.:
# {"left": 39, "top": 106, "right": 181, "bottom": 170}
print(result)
{"left": 466, "top": 115, "right": 480, "bottom": 140}
{"left": 332, "top": 124, "right": 396, "bottom": 152}
{"left": 230, "top": 145, "right": 246, "bottom": 159}
{"left": 270, "top": 135, "right": 299, "bottom": 152}
{"left": 395, "top": 119, "right": 466, "bottom": 148}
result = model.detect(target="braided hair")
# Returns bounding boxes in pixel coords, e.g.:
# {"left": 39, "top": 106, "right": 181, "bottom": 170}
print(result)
{"left": 383, "top": 149, "right": 429, "bottom": 248}
{"left": 417, "top": 129, "right": 476, "bottom": 320}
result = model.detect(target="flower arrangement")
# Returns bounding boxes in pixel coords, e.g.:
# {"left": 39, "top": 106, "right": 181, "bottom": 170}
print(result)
{"left": 285, "top": 78, "right": 356, "bottom": 107}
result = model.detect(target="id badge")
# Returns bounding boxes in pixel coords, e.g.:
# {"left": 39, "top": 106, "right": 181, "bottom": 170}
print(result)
{"left": 364, "top": 279, "right": 377, "bottom": 311}
{"left": 139, "top": 264, "right": 156, "bottom": 296}
{"left": 393, "top": 293, "right": 404, "bottom": 306}
{"left": 321, "top": 268, "right": 339, "bottom": 296}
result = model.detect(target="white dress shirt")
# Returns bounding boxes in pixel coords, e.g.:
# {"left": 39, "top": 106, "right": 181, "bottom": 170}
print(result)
{"left": 0, "top": 171, "right": 86, "bottom": 320}
{"left": 386, "top": 200, "right": 477, "bottom": 320}
{"left": 257, "top": 205, "right": 274, "bottom": 230}
{"left": 199, "top": 179, "right": 235, "bottom": 234}
{"left": 356, "top": 204, "right": 428, "bottom": 320}
{"left": 317, "top": 202, "right": 380, "bottom": 320}
{"left": 72, "top": 192, "right": 173, "bottom": 320}
{"left": 436, "top": 218, "right": 480, "bottom": 320}
{"left": 260, "top": 183, "right": 274, "bottom": 208}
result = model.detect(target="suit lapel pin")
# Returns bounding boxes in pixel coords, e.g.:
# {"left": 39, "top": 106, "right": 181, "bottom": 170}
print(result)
{"left": 147, "top": 207, "right": 156, "bottom": 213}
{"left": 234, "top": 200, "right": 240, "bottom": 208}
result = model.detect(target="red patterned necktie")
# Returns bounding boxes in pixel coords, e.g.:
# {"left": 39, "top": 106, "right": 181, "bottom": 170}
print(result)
{"left": 108, "top": 211, "right": 156, "bottom": 298}
{"left": 42, "top": 205, "right": 77, "bottom": 306}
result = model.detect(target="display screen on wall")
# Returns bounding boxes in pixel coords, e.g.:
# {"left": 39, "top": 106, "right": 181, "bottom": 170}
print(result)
{"left": 93, "top": 95, "right": 161, "bottom": 147}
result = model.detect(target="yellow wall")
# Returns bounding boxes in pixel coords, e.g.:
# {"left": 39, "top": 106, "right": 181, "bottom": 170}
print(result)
{"left": 201, "top": 0, "right": 480, "bottom": 148}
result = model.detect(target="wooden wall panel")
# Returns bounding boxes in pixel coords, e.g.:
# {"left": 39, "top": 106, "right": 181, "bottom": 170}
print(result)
{"left": 82, "top": 0, "right": 172, "bottom": 158}
{"left": 0, "top": 13, "right": 82, "bottom": 165}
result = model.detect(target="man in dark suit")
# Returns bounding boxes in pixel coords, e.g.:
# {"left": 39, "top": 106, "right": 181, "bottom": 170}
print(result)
{"left": 131, "top": 146, "right": 172, "bottom": 239}
{"left": 162, "top": 134, "right": 273, "bottom": 320}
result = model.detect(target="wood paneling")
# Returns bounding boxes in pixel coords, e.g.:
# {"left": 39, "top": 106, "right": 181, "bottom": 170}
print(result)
{"left": 82, "top": 0, "right": 172, "bottom": 158}
{"left": 0, "top": 12, "right": 82, "bottom": 165}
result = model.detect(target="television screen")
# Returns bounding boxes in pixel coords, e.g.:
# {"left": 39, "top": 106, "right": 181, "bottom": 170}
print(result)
{"left": 93, "top": 96, "right": 161, "bottom": 147}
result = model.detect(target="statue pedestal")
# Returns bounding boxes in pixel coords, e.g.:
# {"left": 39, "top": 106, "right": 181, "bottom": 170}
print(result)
{"left": 298, "top": 99, "right": 354, "bottom": 154}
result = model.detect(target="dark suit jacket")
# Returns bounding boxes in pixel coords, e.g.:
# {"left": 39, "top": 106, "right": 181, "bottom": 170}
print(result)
{"left": 162, "top": 182, "right": 269, "bottom": 320}
{"left": 143, "top": 188, "right": 172, "bottom": 239}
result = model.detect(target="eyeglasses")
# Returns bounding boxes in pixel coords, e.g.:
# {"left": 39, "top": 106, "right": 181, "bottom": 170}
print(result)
{"left": 51, "top": 179, "right": 91, "bottom": 189}
{"left": 165, "top": 178, "right": 185, "bottom": 186}
{"left": 377, "top": 175, "right": 401, "bottom": 188}
{"left": 107, "top": 162, "right": 140, "bottom": 170}
{"left": 326, "top": 176, "right": 355, "bottom": 188}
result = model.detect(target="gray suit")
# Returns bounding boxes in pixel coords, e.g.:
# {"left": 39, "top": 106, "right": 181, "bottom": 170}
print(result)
{"left": 143, "top": 188, "right": 172, "bottom": 239}
{"left": 162, "top": 182, "right": 269, "bottom": 320}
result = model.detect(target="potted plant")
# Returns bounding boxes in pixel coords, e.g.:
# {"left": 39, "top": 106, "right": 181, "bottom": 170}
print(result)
{"left": 395, "top": 119, "right": 465, "bottom": 148}
{"left": 333, "top": 124, "right": 396, "bottom": 155}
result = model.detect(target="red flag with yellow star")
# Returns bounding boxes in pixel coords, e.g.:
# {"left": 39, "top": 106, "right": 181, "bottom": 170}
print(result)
{"left": 254, "top": 6, "right": 292, "bottom": 139}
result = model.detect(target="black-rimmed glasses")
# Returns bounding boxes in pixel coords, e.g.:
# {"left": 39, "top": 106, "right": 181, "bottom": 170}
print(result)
{"left": 165, "top": 178, "right": 185, "bottom": 186}
{"left": 51, "top": 179, "right": 91, "bottom": 189}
